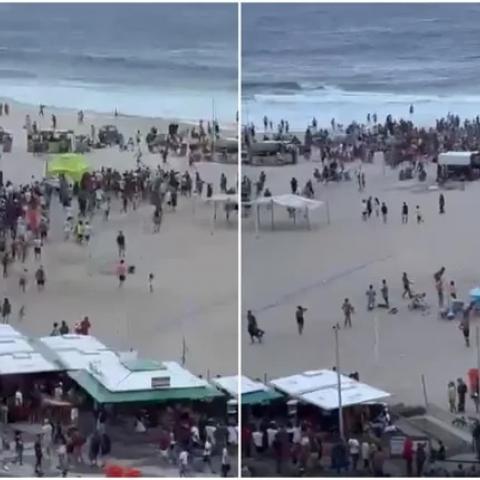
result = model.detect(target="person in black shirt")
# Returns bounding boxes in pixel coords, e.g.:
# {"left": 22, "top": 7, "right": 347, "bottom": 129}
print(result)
{"left": 116, "top": 231, "right": 126, "bottom": 258}
{"left": 34, "top": 434, "right": 43, "bottom": 475}
{"left": 295, "top": 306, "right": 307, "bottom": 335}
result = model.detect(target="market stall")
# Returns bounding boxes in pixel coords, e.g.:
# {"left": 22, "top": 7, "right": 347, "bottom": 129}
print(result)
{"left": 270, "top": 369, "right": 390, "bottom": 411}
{"left": 38, "top": 334, "right": 223, "bottom": 405}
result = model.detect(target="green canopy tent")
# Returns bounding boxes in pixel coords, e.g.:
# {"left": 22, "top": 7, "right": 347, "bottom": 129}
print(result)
{"left": 47, "top": 153, "right": 90, "bottom": 182}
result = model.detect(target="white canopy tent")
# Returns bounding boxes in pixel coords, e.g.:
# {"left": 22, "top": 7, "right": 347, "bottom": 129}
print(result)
{"left": 270, "top": 369, "right": 390, "bottom": 411}
{"left": 248, "top": 194, "right": 330, "bottom": 234}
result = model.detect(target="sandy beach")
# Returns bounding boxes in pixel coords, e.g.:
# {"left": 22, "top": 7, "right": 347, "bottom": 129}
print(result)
{"left": 0, "top": 98, "right": 238, "bottom": 377}
{"left": 242, "top": 156, "right": 480, "bottom": 413}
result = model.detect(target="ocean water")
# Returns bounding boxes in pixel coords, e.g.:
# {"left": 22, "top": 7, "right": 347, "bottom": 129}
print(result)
{"left": 243, "top": 4, "right": 480, "bottom": 129}
{"left": 0, "top": 3, "right": 237, "bottom": 122}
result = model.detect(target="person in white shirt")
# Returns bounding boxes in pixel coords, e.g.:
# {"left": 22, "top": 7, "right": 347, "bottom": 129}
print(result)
{"left": 178, "top": 449, "right": 188, "bottom": 477}
{"left": 203, "top": 439, "right": 214, "bottom": 473}
{"left": 63, "top": 218, "right": 73, "bottom": 240}
{"left": 361, "top": 440, "right": 370, "bottom": 470}
{"left": 42, "top": 419, "right": 53, "bottom": 457}
{"left": 14, "top": 389, "right": 23, "bottom": 407}
{"left": 205, "top": 424, "right": 217, "bottom": 445}
{"left": 221, "top": 446, "right": 231, "bottom": 477}
{"left": 348, "top": 437, "right": 360, "bottom": 471}
{"left": 266, "top": 425, "right": 278, "bottom": 448}
{"left": 252, "top": 429, "right": 263, "bottom": 453}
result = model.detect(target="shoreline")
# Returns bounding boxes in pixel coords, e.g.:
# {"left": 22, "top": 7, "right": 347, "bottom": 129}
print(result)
{"left": 0, "top": 96, "right": 237, "bottom": 134}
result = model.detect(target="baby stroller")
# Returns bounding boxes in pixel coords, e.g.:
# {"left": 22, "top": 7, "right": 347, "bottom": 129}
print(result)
{"left": 408, "top": 292, "right": 429, "bottom": 312}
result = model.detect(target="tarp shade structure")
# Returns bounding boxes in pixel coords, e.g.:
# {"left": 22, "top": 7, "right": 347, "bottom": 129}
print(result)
{"left": 47, "top": 153, "right": 90, "bottom": 182}
{"left": 68, "top": 370, "right": 223, "bottom": 404}
{"left": 248, "top": 194, "right": 329, "bottom": 233}
{"left": 211, "top": 375, "right": 284, "bottom": 406}
{"left": 270, "top": 369, "right": 390, "bottom": 411}
{"left": 203, "top": 194, "right": 238, "bottom": 232}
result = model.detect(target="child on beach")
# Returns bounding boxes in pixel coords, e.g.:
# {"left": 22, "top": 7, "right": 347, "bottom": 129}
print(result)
{"left": 415, "top": 205, "right": 424, "bottom": 224}
{"left": 117, "top": 260, "right": 127, "bottom": 287}
{"left": 33, "top": 236, "right": 42, "bottom": 261}
{"left": 64, "top": 217, "right": 73, "bottom": 240}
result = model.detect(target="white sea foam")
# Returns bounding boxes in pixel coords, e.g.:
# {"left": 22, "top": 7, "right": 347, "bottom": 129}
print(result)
{"left": 244, "top": 86, "right": 480, "bottom": 129}
{"left": 0, "top": 80, "right": 235, "bottom": 122}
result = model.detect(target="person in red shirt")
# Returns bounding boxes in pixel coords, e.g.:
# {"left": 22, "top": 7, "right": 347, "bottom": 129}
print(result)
{"left": 80, "top": 316, "right": 91, "bottom": 335}
{"left": 403, "top": 437, "right": 414, "bottom": 477}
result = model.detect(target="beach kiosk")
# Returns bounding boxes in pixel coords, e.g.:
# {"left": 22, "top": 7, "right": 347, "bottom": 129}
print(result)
{"left": 0, "top": 325, "right": 65, "bottom": 423}
{"left": 38, "top": 335, "right": 223, "bottom": 407}
{"left": 270, "top": 369, "right": 391, "bottom": 436}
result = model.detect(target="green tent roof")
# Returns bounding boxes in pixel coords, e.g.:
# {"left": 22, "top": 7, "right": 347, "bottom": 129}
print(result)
{"left": 242, "top": 388, "right": 284, "bottom": 406}
{"left": 68, "top": 370, "right": 224, "bottom": 404}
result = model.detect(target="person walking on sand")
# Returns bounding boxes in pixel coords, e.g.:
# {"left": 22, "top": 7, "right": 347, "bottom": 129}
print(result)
{"left": 439, "top": 193, "right": 445, "bottom": 214}
{"left": 457, "top": 378, "right": 468, "bottom": 413}
{"left": 366, "top": 285, "right": 376, "bottom": 310}
{"left": 402, "top": 272, "right": 413, "bottom": 299}
{"left": 1, "top": 298, "right": 11, "bottom": 324}
{"left": 19, "top": 269, "right": 27, "bottom": 293}
{"left": 290, "top": 177, "right": 298, "bottom": 194}
{"left": 380, "top": 279, "right": 389, "bottom": 308}
{"left": 1, "top": 252, "right": 9, "bottom": 278}
{"left": 116, "top": 230, "right": 126, "bottom": 258}
{"left": 295, "top": 306, "right": 307, "bottom": 335}
{"left": 448, "top": 381, "right": 457, "bottom": 413}
{"left": 415, "top": 205, "right": 423, "bottom": 224}
{"left": 148, "top": 273, "right": 154, "bottom": 293}
{"left": 117, "top": 260, "right": 127, "bottom": 287}
{"left": 52, "top": 114, "right": 57, "bottom": 129}
{"left": 381, "top": 202, "right": 388, "bottom": 223}
{"left": 434, "top": 267, "right": 445, "bottom": 308}
{"left": 342, "top": 298, "right": 354, "bottom": 328}
{"left": 449, "top": 280, "right": 457, "bottom": 300}
{"left": 401, "top": 202, "right": 409, "bottom": 223}
{"left": 35, "top": 265, "right": 46, "bottom": 291}
{"left": 460, "top": 304, "right": 472, "bottom": 348}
